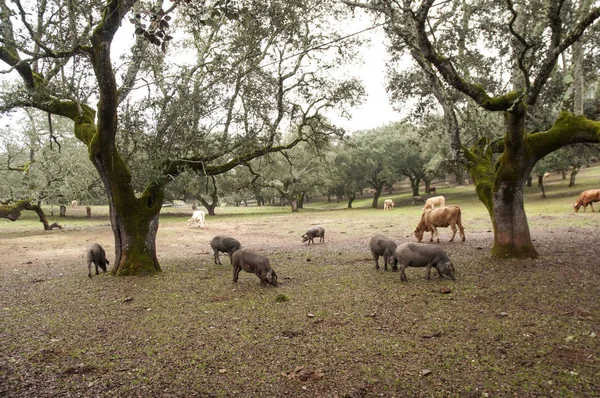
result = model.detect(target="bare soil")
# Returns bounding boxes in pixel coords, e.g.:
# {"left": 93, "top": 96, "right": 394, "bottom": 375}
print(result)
{"left": 1, "top": 207, "right": 599, "bottom": 397}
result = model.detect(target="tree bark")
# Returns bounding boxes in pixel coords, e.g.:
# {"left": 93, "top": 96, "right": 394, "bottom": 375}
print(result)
{"left": 0, "top": 199, "right": 61, "bottom": 230}
{"left": 537, "top": 175, "right": 546, "bottom": 198}
{"left": 297, "top": 194, "right": 304, "bottom": 209}
{"left": 371, "top": 186, "right": 383, "bottom": 208}
{"left": 347, "top": 192, "right": 356, "bottom": 208}
{"left": 94, "top": 152, "right": 164, "bottom": 276}
{"left": 569, "top": 166, "right": 579, "bottom": 187}
{"left": 408, "top": 177, "right": 421, "bottom": 196}
{"left": 198, "top": 176, "right": 219, "bottom": 216}
{"left": 464, "top": 108, "right": 539, "bottom": 259}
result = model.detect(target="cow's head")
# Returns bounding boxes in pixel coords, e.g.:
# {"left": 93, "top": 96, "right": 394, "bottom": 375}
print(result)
{"left": 413, "top": 227, "right": 425, "bottom": 242}
{"left": 573, "top": 202, "right": 581, "bottom": 213}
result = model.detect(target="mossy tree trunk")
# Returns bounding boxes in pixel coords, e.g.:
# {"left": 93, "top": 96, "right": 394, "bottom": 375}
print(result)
{"left": 93, "top": 148, "right": 163, "bottom": 275}
{"left": 297, "top": 193, "right": 304, "bottom": 209}
{"left": 465, "top": 110, "right": 600, "bottom": 259}
{"left": 487, "top": 108, "right": 538, "bottom": 258}
{"left": 87, "top": 1, "right": 162, "bottom": 276}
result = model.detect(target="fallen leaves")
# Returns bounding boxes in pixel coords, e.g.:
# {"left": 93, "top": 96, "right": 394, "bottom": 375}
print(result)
{"left": 282, "top": 366, "right": 325, "bottom": 382}
{"left": 421, "top": 331, "right": 442, "bottom": 339}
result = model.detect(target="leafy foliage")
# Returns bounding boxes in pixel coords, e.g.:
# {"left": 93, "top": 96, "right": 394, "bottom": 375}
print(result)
{"left": 0, "top": 111, "right": 103, "bottom": 205}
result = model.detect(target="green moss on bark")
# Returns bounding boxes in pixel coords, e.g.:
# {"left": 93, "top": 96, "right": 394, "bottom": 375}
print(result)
{"left": 111, "top": 181, "right": 164, "bottom": 276}
{"left": 527, "top": 112, "right": 600, "bottom": 159}
{"left": 462, "top": 143, "right": 494, "bottom": 215}
{"left": 491, "top": 242, "right": 538, "bottom": 259}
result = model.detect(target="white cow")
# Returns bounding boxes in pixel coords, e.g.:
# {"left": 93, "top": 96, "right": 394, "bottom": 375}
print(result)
{"left": 187, "top": 210, "right": 206, "bottom": 228}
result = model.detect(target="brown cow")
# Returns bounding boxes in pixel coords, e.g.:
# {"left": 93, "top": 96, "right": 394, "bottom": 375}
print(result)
{"left": 573, "top": 189, "right": 600, "bottom": 212}
{"left": 414, "top": 205, "right": 465, "bottom": 243}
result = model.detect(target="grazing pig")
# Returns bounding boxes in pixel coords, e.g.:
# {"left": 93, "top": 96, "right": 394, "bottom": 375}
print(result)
{"left": 394, "top": 242, "right": 455, "bottom": 282}
{"left": 210, "top": 236, "right": 241, "bottom": 265}
{"left": 302, "top": 225, "right": 325, "bottom": 245}
{"left": 369, "top": 234, "right": 398, "bottom": 271}
{"left": 231, "top": 248, "right": 278, "bottom": 286}
{"left": 86, "top": 243, "right": 110, "bottom": 278}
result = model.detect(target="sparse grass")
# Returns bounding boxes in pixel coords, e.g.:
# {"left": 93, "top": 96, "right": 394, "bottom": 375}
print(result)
{"left": 1, "top": 165, "right": 600, "bottom": 397}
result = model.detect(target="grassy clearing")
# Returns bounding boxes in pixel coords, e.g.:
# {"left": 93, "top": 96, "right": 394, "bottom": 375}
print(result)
{"left": 1, "top": 166, "right": 600, "bottom": 397}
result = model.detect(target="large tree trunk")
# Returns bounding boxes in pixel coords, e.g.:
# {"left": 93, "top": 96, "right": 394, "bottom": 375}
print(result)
{"left": 92, "top": 149, "right": 163, "bottom": 276}
{"left": 467, "top": 109, "right": 538, "bottom": 259}
{"left": 491, "top": 183, "right": 537, "bottom": 258}
{"left": 110, "top": 207, "right": 161, "bottom": 276}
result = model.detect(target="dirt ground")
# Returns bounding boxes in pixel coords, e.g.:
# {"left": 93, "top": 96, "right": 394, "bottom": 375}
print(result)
{"left": 1, "top": 207, "right": 600, "bottom": 397}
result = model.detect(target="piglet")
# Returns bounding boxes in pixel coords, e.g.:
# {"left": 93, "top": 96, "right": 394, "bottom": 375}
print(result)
{"left": 86, "top": 243, "right": 110, "bottom": 278}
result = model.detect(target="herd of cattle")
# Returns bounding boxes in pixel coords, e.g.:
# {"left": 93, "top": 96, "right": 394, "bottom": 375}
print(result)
{"left": 84, "top": 188, "right": 599, "bottom": 284}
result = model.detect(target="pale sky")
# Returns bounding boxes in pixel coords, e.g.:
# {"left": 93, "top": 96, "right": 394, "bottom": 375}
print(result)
{"left": 325, "top": 17, "right": 407, "bottom": 133}
{"left": 334, "top": 33, "right": 401, "bottom": 132}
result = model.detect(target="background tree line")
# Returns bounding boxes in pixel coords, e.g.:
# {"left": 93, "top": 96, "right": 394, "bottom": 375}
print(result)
{"left": 3, "top": 112, "right": 597, "bottom": 214}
